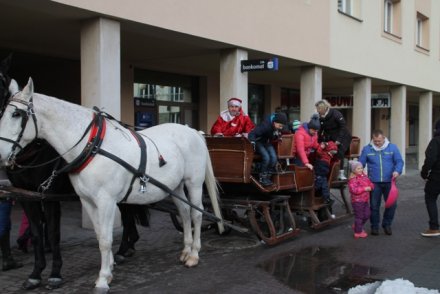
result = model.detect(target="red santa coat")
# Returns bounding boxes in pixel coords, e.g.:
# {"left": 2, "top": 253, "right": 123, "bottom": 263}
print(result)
{"left": 210, "top": 109, "right": 255, "bottom": 136}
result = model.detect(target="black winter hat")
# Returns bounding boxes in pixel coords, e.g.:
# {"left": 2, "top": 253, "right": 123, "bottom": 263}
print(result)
{"left": 308, "top": 113, "right": 321, "bottom": 130}
{"left": 272, "top": 112, "right": 287, "bottom": 125}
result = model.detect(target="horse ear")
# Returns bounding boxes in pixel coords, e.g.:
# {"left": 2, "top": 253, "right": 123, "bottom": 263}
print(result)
{"left": 0, "top": 54, "right": 12, "bottom": 72}
{"left": 21, "top": 78, "right": 34, "bottom": 101}
{"left": 9, "top": 79, "right": 19, "bottom": 94}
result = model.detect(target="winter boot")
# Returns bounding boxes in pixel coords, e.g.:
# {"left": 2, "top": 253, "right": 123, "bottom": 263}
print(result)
{"left": 1, "top": 232, "right": 23, "bottom": 271}
{"left": 259, "top": 173, "right": 273, "bottom": 187}
{"left": 338, "top": 170, "right": 347, "bottom": 180}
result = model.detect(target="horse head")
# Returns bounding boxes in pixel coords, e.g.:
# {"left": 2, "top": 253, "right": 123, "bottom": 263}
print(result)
{"left": 0, "top": 78, "right": 38, "bottom": 165}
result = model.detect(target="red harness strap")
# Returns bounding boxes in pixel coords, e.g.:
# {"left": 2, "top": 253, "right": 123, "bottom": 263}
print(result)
{"left": 72, "top": 114, "right": 107, "bottom": 173}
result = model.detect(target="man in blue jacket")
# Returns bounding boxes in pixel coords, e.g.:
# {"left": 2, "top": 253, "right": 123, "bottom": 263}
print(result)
{"left": 359, "top": 129, "right": 404, "bottom": 236}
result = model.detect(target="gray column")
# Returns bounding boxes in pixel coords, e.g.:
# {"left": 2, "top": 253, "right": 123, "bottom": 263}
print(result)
{"left": 300, "top": 66, "right": 322, "bottom": 122}
{"left": 81, "top": 18, "right": 121, "bottom": 119}
{"left": 220, "top": 49, "right": 248, "bottom": 113}
{"left": 353, "top": 77, "right": 371, "bottom": 148}
{"left": 418, "top": 92, "right": 433, "bottom": 170}
{"left": 390, "top": 85, "right": 407, "bottom": 174}
{"left": 80, "top": 17, "right": 121, "bottom": 229}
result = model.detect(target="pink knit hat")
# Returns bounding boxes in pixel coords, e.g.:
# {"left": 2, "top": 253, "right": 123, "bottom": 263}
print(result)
{"left": 350, "top": 160, "right": 363, "bottom": 172}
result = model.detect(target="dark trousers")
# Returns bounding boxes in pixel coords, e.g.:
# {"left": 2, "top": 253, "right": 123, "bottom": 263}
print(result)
{"left": 315, "top": 175, "right": 330, "bottom": 201}
{"left": 424, "top": 181, "right": 440, "bottom": 230}
{"left": 370, "top": 182, "right": 395, "bottom": 230}
{"left": 352, "top": 202, "right": 370, "bottom": 233}
{"left": 0, "top": 200, "right": 12, "bottom": 238}
{"left": 256, "top": 142, "right": 277, "bottom": 173}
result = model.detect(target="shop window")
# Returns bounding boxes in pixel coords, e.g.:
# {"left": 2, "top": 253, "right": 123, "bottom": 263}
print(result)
{"left": 416, "top": 12, "right": 430, "bottom": 51}
{"left": 280, "top": 88, "right": 300, "bottom": 121}
{"left": 248, "top": 84, "right": 265, "bottom": 125}
{"left": 383, "top": 0, "right": 401, "bottom": 38}
{"left": 133, "top": 69, "right": 199, "bottom": 129}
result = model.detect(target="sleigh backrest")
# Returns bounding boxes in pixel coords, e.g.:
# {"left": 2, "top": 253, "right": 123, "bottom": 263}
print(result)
{"left": 206, "top": 137, "right": 254, "bottom": 183}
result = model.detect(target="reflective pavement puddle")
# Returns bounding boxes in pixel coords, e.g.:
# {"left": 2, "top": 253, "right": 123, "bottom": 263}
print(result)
{"left": 259, "top": 246, "right": 382, "bottom": 293}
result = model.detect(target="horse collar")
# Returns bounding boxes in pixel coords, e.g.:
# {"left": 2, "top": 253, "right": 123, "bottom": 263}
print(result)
{"left": 69, "top": 113, "right": 107, "bottom": 173}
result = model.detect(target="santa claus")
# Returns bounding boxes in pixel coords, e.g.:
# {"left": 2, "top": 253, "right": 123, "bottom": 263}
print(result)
{"left": 210, "top": 97, "right": 255, "bottom": 137}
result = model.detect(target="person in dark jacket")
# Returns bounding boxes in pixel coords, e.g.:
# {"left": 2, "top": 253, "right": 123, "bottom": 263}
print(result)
{"left": 315, "top": 99, "right": 352, "bottom": 180}
{"left": 420, "top": 119, "right": 440, "bottom": 237}
{"left": 248, "top": 112, "right": 287, "bottom": 186}
{"left": 359, "top": 129, "right": 404, "bottom": 236}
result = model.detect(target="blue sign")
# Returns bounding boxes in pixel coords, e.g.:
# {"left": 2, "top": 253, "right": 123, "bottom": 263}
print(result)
{"left": 241, "top": 57, "right": 279, "bottom": 72}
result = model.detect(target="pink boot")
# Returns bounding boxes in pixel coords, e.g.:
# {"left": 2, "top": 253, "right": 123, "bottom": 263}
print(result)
{"left": 354, "top": 231, "right": 368, "bottom": 239}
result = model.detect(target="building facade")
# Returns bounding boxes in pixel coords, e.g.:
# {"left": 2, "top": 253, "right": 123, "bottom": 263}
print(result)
{"left": 1, "top": 0, "right": 439, "bottom": 171}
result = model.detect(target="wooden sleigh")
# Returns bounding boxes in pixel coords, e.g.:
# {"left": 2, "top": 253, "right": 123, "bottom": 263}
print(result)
{"left": 206, "top": 134, "right": 354, "bottom": 244}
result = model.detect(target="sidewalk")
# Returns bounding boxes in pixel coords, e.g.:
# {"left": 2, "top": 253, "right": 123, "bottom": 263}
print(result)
{"left": 1, "top": 171, "right": 439, "bottom": 293}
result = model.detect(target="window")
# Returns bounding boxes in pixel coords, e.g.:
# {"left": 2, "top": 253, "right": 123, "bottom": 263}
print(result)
{"left": 338, "top": 0, "right": 351, "bottom": 15}
{"left": 383, "top": 0, "right": 401, "bottom": 38}
{"left": 384, "top": 0, "right": 393, "bottom": 33}
{"left": 338, "top": 0, "right": 362, "bottom": 20}
{"left": 416, "top": 12, "right": 429, "bottom": 51}
{"left": 133, "top": 69, "right": 199, "bottom": 128}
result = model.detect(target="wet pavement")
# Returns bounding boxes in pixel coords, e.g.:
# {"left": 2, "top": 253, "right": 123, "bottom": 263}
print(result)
{"left": 1, "top": 170, "right": 440, "bottom": 293}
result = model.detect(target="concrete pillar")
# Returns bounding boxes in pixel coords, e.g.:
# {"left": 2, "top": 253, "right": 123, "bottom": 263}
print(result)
{"left": 300, "top": 66, "right": 322, "bottom": 122}
{"left": 81, "top": 18, "right": 121, "bottom": 119}
{"left": 352, "top": 77, "right": 371, "bottom": 148}
{"left": 80, "top": 17, "right": 121, "bottom": 229}
{"left": 418, "top": 92, "right": 433, "bottom": 170}
{"left": 390, "top": 85, "right": 407, "bottom": 174}
{"left": 220, "top": 49, "right": 248, "bottom": 113}
{"left": 268, "top": 85, "right": 281, "bottom": 113}
{"left": 202, "top": 74, "right": 220, "bottom": 134}
{"left": 121, "top": 62, "right": 134, "bottom": 125}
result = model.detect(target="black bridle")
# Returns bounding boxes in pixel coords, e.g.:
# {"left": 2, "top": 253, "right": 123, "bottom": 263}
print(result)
{"left": 0, "top": 94, "right": 39, "bottom": 165}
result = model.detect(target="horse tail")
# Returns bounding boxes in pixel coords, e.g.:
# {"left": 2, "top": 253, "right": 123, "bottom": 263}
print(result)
{"left": 196, "top": 130, "right": 225, "bottom": 234}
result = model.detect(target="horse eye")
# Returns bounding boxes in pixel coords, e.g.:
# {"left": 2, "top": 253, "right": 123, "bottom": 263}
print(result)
{"left": 12, "top": 111, "right": 21, "bottom": 118}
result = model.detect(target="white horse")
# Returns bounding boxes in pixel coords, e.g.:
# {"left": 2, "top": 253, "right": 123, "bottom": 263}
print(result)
{"left": 0, "top": 78, "right": 224, "bottom": 292}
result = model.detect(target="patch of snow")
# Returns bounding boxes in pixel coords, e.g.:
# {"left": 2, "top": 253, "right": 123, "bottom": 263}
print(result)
{"left": 348, "top": 279, "right": 439, "bottom": 294}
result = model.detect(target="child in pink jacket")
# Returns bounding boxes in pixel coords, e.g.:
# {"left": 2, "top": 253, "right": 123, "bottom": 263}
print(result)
{"left": 348, "top": 161, "right": 374, "bottom": 239}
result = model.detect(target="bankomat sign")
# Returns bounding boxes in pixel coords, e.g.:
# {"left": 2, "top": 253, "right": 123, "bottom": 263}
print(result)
{"left": 324, "top": 93, "right": 390, "bottom": 108}
{"left": 241, "top": 58, "right": 279, "bottom": 72}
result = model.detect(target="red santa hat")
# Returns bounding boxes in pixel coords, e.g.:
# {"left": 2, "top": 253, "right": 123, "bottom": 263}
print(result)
{"left": 227, "top": 97, "right": 242, "bottom": 107}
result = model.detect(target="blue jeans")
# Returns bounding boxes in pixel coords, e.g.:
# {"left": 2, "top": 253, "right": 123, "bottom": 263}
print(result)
{"left": 370, "top": 182, "right": 395, "bottom": 230}
{"left": 315, "top": 175, "right": 330, "bottom": 201}
{"left": 0, "top": 200, "right": 12, "bottom": 238}
{"left": 256, "top": 142, "right": 277, "bottom": 173}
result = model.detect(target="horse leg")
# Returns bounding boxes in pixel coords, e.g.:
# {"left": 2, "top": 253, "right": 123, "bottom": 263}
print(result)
{"left": 172, "top": 183, "right": 194, "bottom": 266}
{"left": 182, "top": 183, "right": 203, "bottom": 267}
{"left": 20, "top": 202, "right": 45, "bottom": 290}
{"left": 114, "top": 204, "right": 138, "bottom": 264}
{"left": 93, "top": 199, "right": 117, "bottom": 290}
{"left": 44, "top": 202, "right": 64, "bottom": 289}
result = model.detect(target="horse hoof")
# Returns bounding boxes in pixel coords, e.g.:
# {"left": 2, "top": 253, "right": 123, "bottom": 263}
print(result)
{"left": 114, "top": 254, "right": 125, "bottom": 265}
{"left": 93, "top": 287, "right": 110, "bottom": 294}
{"left": 22, "top": 278, "right": 41, "bottom": 290}
{"left": 123, "top": 248, "right": 135, "bottom": 257}
{"left": 46, "top": 277, "right": 63, "bottom": 290}
{"left": 184, "top": 256, "right": 199, "bottom": 267}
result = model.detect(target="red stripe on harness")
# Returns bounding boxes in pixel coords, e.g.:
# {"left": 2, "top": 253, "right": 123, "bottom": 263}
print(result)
{"left": 72, "top": 114, "right": 107, "bottom": 173}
